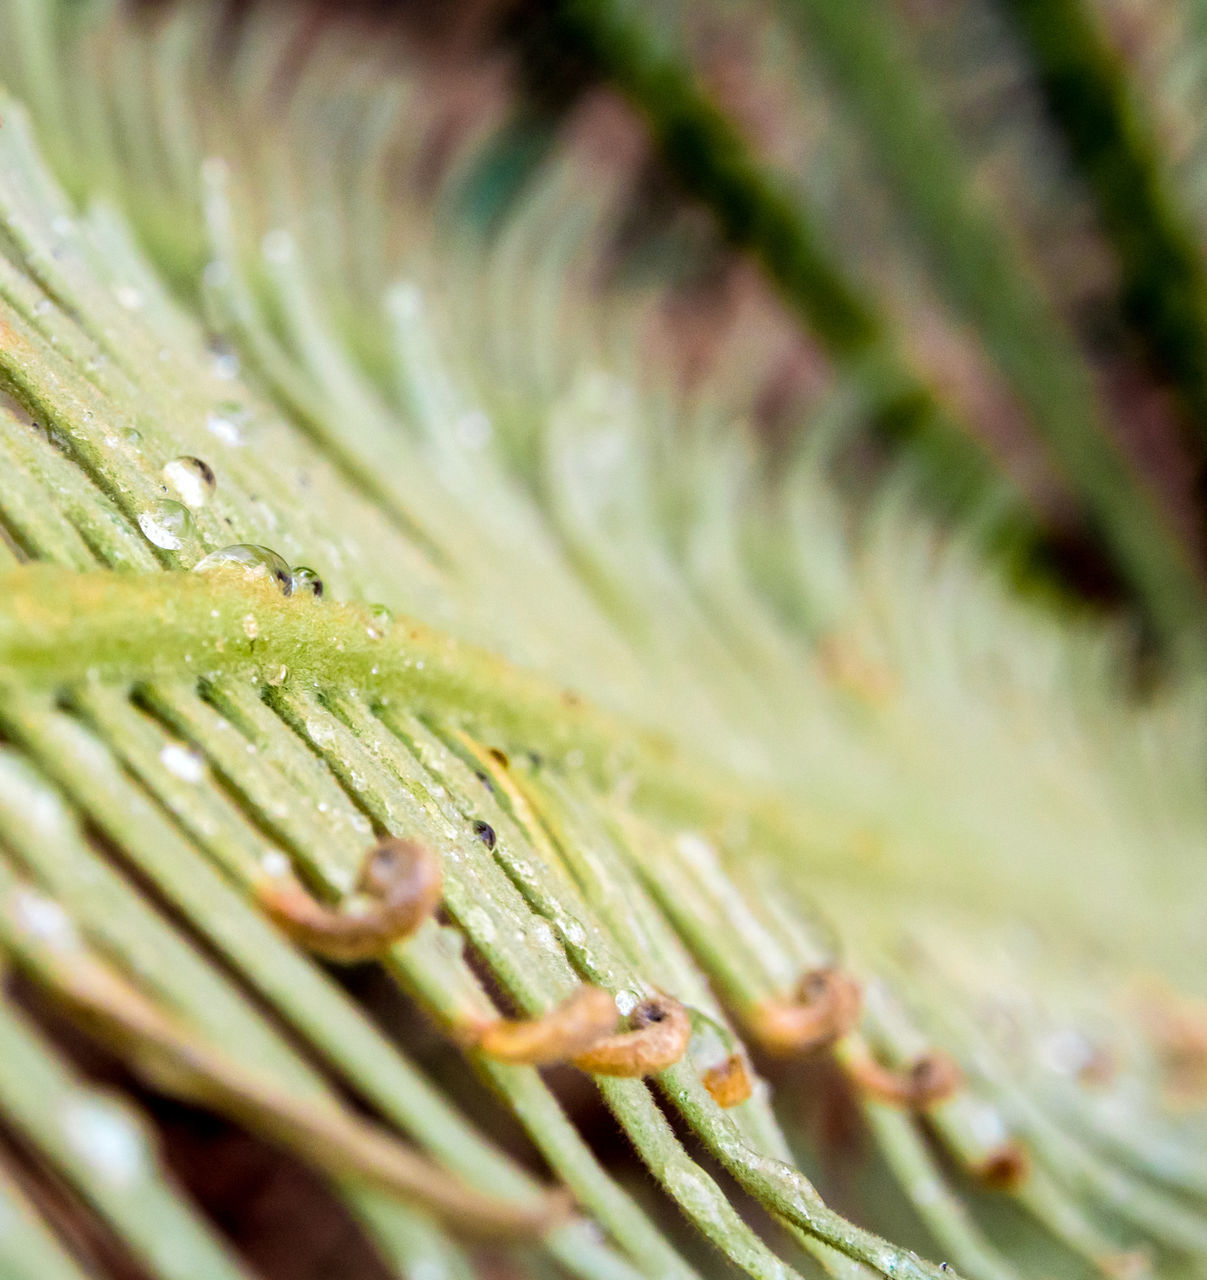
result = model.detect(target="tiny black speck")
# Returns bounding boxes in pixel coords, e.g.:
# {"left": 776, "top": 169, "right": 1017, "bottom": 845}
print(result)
{"left": 472, "top": 820, "right": 496, "bottom": 850}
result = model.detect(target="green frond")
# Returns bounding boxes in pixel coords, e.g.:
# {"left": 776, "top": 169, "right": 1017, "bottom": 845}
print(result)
{"left": 0, "top": 3, "right": 1203, "bottom": 1279}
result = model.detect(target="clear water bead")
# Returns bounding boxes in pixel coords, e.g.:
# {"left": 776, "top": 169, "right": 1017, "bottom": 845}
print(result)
{"left": 62, "top": 1099, "right": 147, "bottom": 1188}
{"left": 366, "top": 603, "right": 392, "bottom": 639}
{"left": 162, "top": 456, "right": 216, "bottom": 507}
{"left": 159, "top": 743, "right": 205, "bottom": 783}
{"left": 193, "top": 544, "right": 293, "bottom": 595}
{"left": 206, "top": 406, "right": 244, "bottom": 445}
{"left": 290, "top": 565, "right": 323, "bottom": 598}
{"left": 137, "top": 500, "right": 193, "bottom": 550}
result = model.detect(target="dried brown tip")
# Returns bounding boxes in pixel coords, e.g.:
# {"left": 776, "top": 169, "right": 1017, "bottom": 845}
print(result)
{"left": 816, "top": 634, "right": 897, "bottom": 704}
{"left": 844, "top": 1047, "right": 964, "bottom": 1108}
{"left": 572, "top": 995, "right": 692, "bottom": 1077}
{"left": 471, "top": 986, "right": 621, "bottom": 1065}
{"left": 971, "top": 1140, "right": 1031, "bottom": 1192}
{"left": 702, "top": 1053, "right": 753, "bottom": 1108}
{"left": 748, "top": 967, "right": 863, "bottom": 1055}
{"left": 256, "top": 838, "right": 442, "bottom": 963}
{"left": 1097, "top": 1248, "right": 1152, "bottom": 1280}
{"left": 1133, "top": 979, "right": 1207, "bottom": 1107}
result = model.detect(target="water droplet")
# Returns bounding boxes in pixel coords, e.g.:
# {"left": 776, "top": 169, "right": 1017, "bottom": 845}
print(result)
{"left": 10, "top": 889, "right": 77, "bottom": 949}
{"left": 32, "top": 298, "right": 51, "bottom": 317}
{"left": 615, "top": 989, "right": 641, "bottom": 1016}
{"left": 137, "top": 500, "right": 194, "bottom": 550}
{"left": 194, "top": 545, "right": 293, "bottom": 594}
{"left": 965, "top": 1099, "right": 1009, "bottom": 1149}
{"left": 290, "top": 566, "right": 323, "bottom": 598}
{"left": 686, "top": 1010, "right": 733, "bottom": 1074}
{"left": 160, "top": 743, "right": 205, "bottom": 783}
{"left": 562, "top": 918, "right": 586, "bottom": 946}
{"left": 203, "top": 260, "right": 231, "bottom": 290}
{"left": 409, "top": 1259, "right": 451, "bottom": 1280}
{"left": 366, "top": 604, "right": 392, "bottom": 640}
{"left": 260, "top": 850, "right": 291, "bottom": 878}
{"left": 472, "top": 820, "right": 496, "bottom": 850}
{"left": 264, "top": 664, "right": 289, "bottom": 687}
{"left": 206, "top": 407, "right": 244, "bottom": 445}
{"left": 454, "top": 410, "right": 492, "bottom": 451}
{"left": 1038, "top": 1027, "right": 1096, "bottom": 1078}
{"left": 388, "top": 280, "right": 424, "bottom": 320}
{"left": 162, "top": 456, "right": 216, "bottom": 508}
{"left": 62, "top": 1098, "right": 146, "bottom": 1188}
{"left": 242, "top": 614, "right": 260, "bottom": 640}
{"left": 113, "top": 285, "right": 143, "bottom": 311}
{"left": 262, "top": 229, "right": 294, "bottom": 263}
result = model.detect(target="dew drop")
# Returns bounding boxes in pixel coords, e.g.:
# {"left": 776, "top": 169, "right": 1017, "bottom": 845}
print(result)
{"left": 454, "top": 410, "right": 493, "bottom": 451}
{"left": 62, "top": 1099, "right": 146, "bottom": 1188}
{"left": 260, "top": 850, "right": 291, "bottom": 879}
{"left": 366, "top": 603, "right": 392, "bottom": 640}
{"left": 388, "top": 280, "right": 424, "bottom": 320}
{"left": 615, "top": 989, "right": 641, "bottom": 1016}
{"left": 290, "top": 566, "right": 323, "bottom": 598}
{"left": 685, "top": 1010, "right": 733, "bottom": 1075}
{"left": 137, "top": 500, "right": 193, "bottom": 550}
{"left": 261, "top": 228, "right": 294, "bottom": 264}
{"left": 193, "top": 544, "right": 293, "bottom": 595}
{"left": 11, "top": 889, "right": 77, "bottom": 949}
{"left": 203, "top": 260, "right": 230, "bottom": 290}
{"left": 113, "top": 284, "right": 143, "bottom": 310}
{"left": 206, "top": 337, "right": 240, "bottom": 380}
{"left": 206, "top": 407, "right": 244, "bottom": 445}
{"left": 562, "top": 918, "right": 587, "bottom": 946}
{"left": 162, "top": 456, "right": 216, "bottom": 508}
{"left": 160, "top": 742, "right": 205, "bottom": 783}
{"left": 264, "top": 664, "right": 289, "bottom": 687}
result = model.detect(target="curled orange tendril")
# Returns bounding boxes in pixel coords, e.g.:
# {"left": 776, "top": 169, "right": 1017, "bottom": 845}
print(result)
{"left": 256, "top": 838, "right": 442, "bottom": 962}
{"left": 472, "top": 986, "right": 621, "bottom": 1064}
{"left": 747, "top": 967, "right": 863, "bottom": 1055}
{"left": 842, "top": 1045, "right": 964, "bottom": 1108}
{"left": 470, "top": 989, "right": 692, "bottom": 1077}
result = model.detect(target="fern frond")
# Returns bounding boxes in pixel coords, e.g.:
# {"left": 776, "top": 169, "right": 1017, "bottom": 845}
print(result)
{"left": 0, "top": 4, "right": 1202, "bottom": 1280}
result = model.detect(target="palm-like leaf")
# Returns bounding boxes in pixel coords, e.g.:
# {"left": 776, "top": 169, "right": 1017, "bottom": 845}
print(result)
{"left": 0, "top": 3, "right": 1203, "bottom": 1279}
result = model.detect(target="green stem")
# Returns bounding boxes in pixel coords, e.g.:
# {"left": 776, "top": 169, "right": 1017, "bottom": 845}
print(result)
{"left": 1004, "top": 0, "right": 1207, "bottom": 456}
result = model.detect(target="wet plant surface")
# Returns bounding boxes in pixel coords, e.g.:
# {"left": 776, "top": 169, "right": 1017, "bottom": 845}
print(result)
{"left": 0, "top": 3, "right": 1204, "bottom": 1279}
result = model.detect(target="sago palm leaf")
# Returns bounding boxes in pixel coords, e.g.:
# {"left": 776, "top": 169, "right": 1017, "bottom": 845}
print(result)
{"left": 0, "top": 3, "right": 1203, "bottom": 1279}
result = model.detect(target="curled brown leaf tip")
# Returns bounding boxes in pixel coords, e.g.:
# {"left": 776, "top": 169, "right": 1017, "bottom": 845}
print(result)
{"left": 1097, "top": 1249, "right": 1152, "bottom": 1280}
{"left": 469, "top": 989, "right": 691, "bottom": 1077}
{"left": 748, "top": 967, "right": 863, "bottom": 1055}
{"left": 470, "top": 986, "right": 621, "bottom": 1064}
{"left": 845, "top": 1047, "right": 964, "bottom": 1108}
{"left": 702, "top": 1053, "right": 753, "bottom": 1108}
{"left": 972, "top": 1141, "right": 1031, "bottom": 1192}
{"left": 256, "top": 837, "right": 442, "bottom": 963}
{"left": 572, "top": 994, "right": 692, "bottom": 1077}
